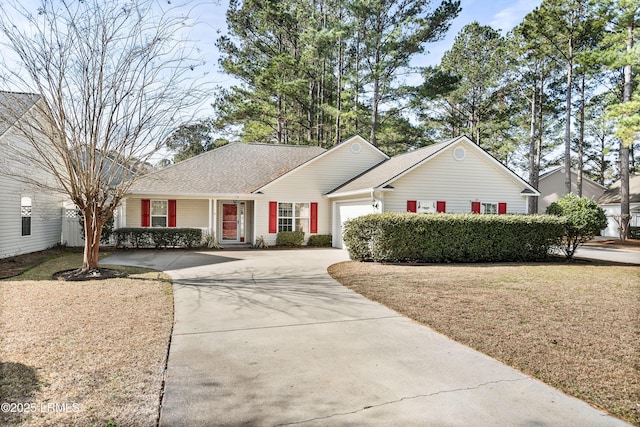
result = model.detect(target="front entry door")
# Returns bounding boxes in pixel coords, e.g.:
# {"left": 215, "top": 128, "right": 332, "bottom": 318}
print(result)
{"left": 222, "top": 203, "right": 238, "bottom": 241}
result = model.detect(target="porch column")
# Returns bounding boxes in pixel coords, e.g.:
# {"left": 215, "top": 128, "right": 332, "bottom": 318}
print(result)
{"left": 212, "top": 199, "right": 218, "bottom": 241}
{"left": 118, "top": 199, "right": 127, "bottom": 229}
{"left": 208, "top": 198, "right": 213, "bottom": 235}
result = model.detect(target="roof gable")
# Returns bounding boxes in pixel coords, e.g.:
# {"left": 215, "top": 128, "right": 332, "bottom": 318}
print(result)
{"left": 328, "top": 136, "right": 538, "bottom": 197}
{"left": 129, "top": 142, "right": 326, "bottom": 196}
{"left": 252, "top": 135, "right": 388, "bottom": 193}
{"left": 539, "top": 167, "right": 607, "bottom": 190}
{"left": 598, "top": 174, "right": 640, "bottom": 204}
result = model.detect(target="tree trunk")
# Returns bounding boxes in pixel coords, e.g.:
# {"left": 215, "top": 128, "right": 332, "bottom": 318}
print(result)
{"left": 619, "top": 22, "right": 634, "bottom": 240}
{"left": 370, "top": 75, "right": 379, "bottom": 146}
{"left": 564, "top": 52, "right": 573, "bottom": 195}
{"left": 335, "top": 30, "right": 343, "bottom": 146}
{"left": 577, "top": 72, "right": 585, "bottom": 197}
{"left": 277, "top": 95, "right": 283, "bottom": 144}
{"left": 82, "top": 207, "right": 103, "bottom": 271}
{"left": 528, "top": 79, "right": 539, "bottom": 214}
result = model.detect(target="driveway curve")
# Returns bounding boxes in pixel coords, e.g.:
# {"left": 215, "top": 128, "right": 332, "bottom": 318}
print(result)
{"left": 103, "top": 249, "right": 630, "bottom": 426}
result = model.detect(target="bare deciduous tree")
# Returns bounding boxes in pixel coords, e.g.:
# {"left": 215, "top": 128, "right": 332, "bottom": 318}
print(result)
{"left": 0, "top": 0, "right": 208, "bottom": 275}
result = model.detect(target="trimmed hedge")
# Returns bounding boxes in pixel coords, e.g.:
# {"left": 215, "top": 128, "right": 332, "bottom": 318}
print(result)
{"left": 307, "top": 234, "right": 332, "bottom": 247}
{"left": 343, "top": 213, "right": 566, "bottom": 263}
{"left": 114, "top": 227, "right": 203, "bottom": 249}
{"left": 276, "top": 230, "right": 305, "bottom": 246}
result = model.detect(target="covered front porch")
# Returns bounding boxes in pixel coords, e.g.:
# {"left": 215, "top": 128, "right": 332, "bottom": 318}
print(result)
{"left": 116, "top": 197, "right": 257, "bottom": 245}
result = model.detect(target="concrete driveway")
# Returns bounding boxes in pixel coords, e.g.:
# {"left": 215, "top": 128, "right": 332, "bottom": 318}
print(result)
{"left": 103, "top": 249, "right": 630, "bottom": 426}
{"left": 575, "top": 245, "right": 639, "bottom": 264}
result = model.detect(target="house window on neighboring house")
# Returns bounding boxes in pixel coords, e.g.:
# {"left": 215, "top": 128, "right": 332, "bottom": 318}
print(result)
{"left": 151, "top": 200, "right": 168, "bottom": 227}
{"left": 277, "top": 202, "right": 310, "bottom": 232}
{"left": 21, "top": 196, "right": 32, "bottom": 236}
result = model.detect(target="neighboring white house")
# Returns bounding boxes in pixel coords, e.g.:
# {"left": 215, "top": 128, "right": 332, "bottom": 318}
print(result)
{"left": 598, "top": 174, "right": 640, "bottom": 238}
{"left": 0, "top": 92, "right": 65, "bottom": 259}
{"left": 536, "top": 167, "right": 607, "bottom": 214}
{"left": 121, "top": 135, "right": 539, "bottom": 249}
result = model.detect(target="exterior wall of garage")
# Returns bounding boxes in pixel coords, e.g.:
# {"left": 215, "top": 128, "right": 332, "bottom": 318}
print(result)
{"left": 382, "top": 142, "right": 530, "bottom": 215}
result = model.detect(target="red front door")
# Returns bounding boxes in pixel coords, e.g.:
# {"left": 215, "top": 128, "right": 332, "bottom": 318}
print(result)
{"left": 222, "top": 203, "right": 238, "bottom": 241}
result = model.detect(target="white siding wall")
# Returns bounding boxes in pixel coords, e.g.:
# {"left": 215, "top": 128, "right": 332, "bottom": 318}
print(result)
{"left": 256, "top": 139, "right": 386, "bottom": 245}
{"left": 383, "top": 143, "right": 530, "bottom": 214}
{"left": 0, "top": 128, "right": 64, "bottom": 259}
{"left": 600, "top": 203, "right": 640, "bottom": 237}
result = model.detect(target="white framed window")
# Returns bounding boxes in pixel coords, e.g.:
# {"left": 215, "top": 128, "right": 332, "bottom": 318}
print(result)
{"left": 295, "top": 203, "right": 310, "bottom": 233}
{"left": 21, "top": 196, "right": 32, "bottom": 236}
{"left": 481, "top": 202, "right": 497, "bottom": 215}
{"left": 278, "top": 202, "right": 310, "bottom": 232}
{"left": 151, "top": 200, "right": 168, "bottom": 227}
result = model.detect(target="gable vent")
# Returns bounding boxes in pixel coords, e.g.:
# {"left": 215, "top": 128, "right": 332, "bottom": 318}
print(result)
{"left": 453, "top": 146, "right": 466, "bottom": 161}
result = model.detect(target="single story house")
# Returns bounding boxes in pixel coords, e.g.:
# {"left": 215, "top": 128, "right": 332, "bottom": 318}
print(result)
{"left": 0, "top": 92, "right": 65, "bottom": 259}
{"left": 598, "top": 174, "right": 640, "bottom": 238}
{"left": 119, "top": 135, "right": 539, "bottom": 249}
{"left": 537, "top": 167, "right": 607, "bottom": 213}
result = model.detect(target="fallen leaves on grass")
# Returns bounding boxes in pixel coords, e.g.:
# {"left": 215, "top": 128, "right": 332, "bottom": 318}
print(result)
{"left": 0, "top": 273, "right": 173, "bottom": 426}
{"left": 328, "top": 261, "right": 640, "bottom": 426}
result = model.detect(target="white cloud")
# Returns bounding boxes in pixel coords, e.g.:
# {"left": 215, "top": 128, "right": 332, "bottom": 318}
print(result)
{"left": 489, "top": 0, "right": 540, "bottom": 33}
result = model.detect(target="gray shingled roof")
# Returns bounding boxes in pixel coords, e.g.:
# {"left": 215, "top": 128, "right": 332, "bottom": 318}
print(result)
{"left": 130, "top": 142, "right": 326, "bottom": 195}
{"left": 598, "top": 174, "right": 640, "bottom": 204}
{"left": 0, "top": 91, "right": 40, "bottom": 137}
{"left": 328, "top": 137, "right": 458, "bottom": 195}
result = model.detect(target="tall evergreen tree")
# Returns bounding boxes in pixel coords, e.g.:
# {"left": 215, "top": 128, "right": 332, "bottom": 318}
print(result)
{"left": 349, "top": 0, "right": 460, "bottom": 146}
{"left": 214, "top": 0, "right": 459, "bottom": 151}
{"left": 522, "top": 0, "right": 601, "bottom": 195}
{"left": 595, "top": 0, "right": 639, "bottom": 240}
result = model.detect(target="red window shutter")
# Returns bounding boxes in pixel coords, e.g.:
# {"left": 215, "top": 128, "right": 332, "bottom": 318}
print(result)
{"left": 269, "top": 201, "right": 278, "bottom": 233}
{"left": 471, "top": 201, "right": 481, "bottom": 214}
{"left": 141, "top": 199, "right": 150, "bottom": 227}
{"left": 168, "top": 200, "right": 177, "bottom": 227}
{"left": 310, "top": 202, "right": 318, "bottom": 233}
{"left": 498, "top": 202, "right": 507, "bottom": 215}
{"left": 436, "top": 201, "right": 446, "bottom": 213}
{"left": 407, "top": 200, "right": 417, "bottom": 213}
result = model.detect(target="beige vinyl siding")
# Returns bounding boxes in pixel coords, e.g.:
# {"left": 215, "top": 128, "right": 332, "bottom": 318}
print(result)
{"left": 125, "top": 198, "right": 210, "bottom": 228}
{"left": 256, "top": 140, "right": 386, "bottom": 244}
{"left": 383, "top": 143, "right": 529, "bottom": 214}
{"left": 126, "top": 198, "right": 143, "bottom": 227}
{"left": 175, "top": 200, "right": 209, "bottom": 228}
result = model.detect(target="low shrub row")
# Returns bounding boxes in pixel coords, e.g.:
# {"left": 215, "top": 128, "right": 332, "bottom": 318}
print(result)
{"left": 307, "top": 234, "right": 332, "bottom": 247}
{"left": 343, "top": 213, "right": 566, "bottom": 263}
{"left": 276, "top": 231, "right": 305, "bottom": 246}
{"left": 275, "top": 232, "right": 332, "bottom": 247}
{"left": 113, "top": 228, "right": 203, "bottom": 249}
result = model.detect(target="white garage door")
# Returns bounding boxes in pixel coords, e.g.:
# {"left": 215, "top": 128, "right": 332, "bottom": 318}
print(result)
{"left": 334, "top": 199, "right": 378, "bottom": 249}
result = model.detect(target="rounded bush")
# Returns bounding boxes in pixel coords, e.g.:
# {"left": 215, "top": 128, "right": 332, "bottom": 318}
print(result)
{"left": 546, "top": 193, "right": 608, "bottom": 258}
